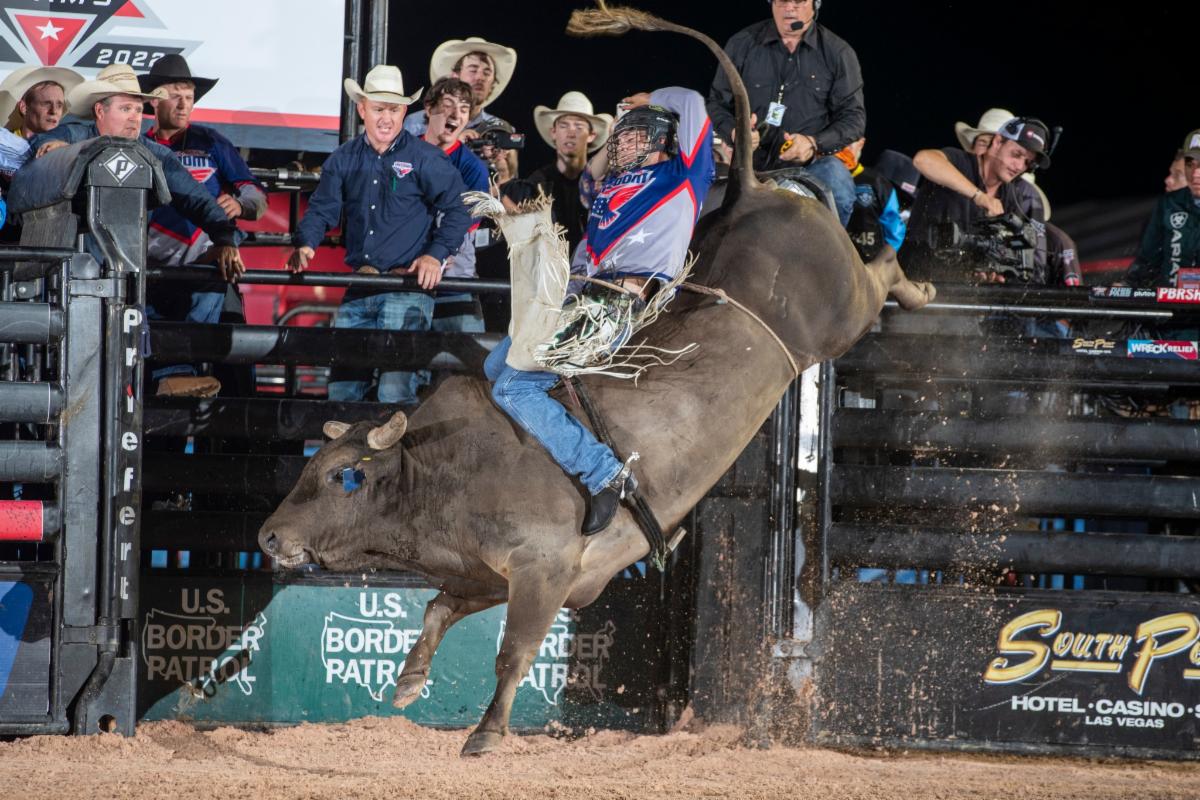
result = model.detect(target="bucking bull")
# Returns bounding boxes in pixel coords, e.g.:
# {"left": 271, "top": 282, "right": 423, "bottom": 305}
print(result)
{"left": 258, "top": 4, "right": 934, "bottom": 756}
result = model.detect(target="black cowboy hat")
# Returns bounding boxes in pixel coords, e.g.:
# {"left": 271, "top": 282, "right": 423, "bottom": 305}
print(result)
{"left": 137, "top": 54, "right": 218, "bottom": 103}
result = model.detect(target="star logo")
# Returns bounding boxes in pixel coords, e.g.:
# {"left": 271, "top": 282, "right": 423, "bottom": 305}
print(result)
{"left": 13, "top": 14, "right": 86, "bottom": 66}
{"left": 0, "top": 2, "right": 184, "bottom": 71}
{"left": 625, "top": 227, "right": 652, "bottom": 245}
{"left": 35, "top": 20, "right": 61, "bottom": 40}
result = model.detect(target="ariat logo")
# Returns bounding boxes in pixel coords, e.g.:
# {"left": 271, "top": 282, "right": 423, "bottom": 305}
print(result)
{"left": 1170, "top": 212, "right": 1188, "bottom": 230}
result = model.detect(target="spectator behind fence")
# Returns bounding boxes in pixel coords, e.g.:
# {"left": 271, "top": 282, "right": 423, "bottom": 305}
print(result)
{"left": 706, "top": 0, "right": 865, "bottom": 227}
{"left": 0, "top": 66, "right": 83, "bottom": 140}
{"left": 503, "top": 91, "right": 612, "bottom": 254}
{"left": 136, "top": 55, "right": 267, "bottom": 397}
{"left": 0, "top": 67, "right": 82, "bottom": 238}
{"left": 904, "top": 116, "right": 1051, "bottom": 283}
{"left": 26, "top": 65, "right": 245, "bottom": 282}
{"left": 1165, "top": 149, "right": 1187, "bottom": 193}
{"left": 1123, "top": 130, "right": 1200, "bottom": 290}
{"left": 288, "top": 65, "right": 470, "bottom": 407}
{"left": 406, "top": 37, "right": 520, "bottom": 186}
{"left": 838, "top": 138, "right": 906, "bottom": 262}
{"left": 416, "top": 76, "right": 488, "bottom": 386}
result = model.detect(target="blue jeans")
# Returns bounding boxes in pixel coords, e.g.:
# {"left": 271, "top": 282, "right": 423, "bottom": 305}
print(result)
{"left": 485, "top": 336, "right": 622, "bottom": 495}
{"left": 805, "top": 155, "right": 856, "bottom": 228}
{"left": 146, "top": 288, "right": 225, "bottom": 383}
{"left": 329, "top": 291, "right": 484, "bottom": 404}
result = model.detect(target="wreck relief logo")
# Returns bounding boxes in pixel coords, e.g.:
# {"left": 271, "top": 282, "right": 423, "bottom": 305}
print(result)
{"left": 0, "top": 1, "right": 196, "bottom": 72}
{"left": 320, "top": 592, "right": 425, "bottom": 703}
{"left": 141, "top": 588, "right": 267, "bottom": 698}
{"left": 498, "top": 608, "right": 617, "bottom": 706}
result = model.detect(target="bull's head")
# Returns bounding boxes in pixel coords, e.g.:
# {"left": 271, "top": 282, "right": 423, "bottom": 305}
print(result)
{"left": 258, "top": 411, "right": 408, "bottom": 570}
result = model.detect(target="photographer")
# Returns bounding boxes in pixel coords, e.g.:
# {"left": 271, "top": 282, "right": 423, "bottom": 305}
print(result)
{"left": 405, "top": 38, "right": 521, "bottom": 183}
{"left": 905, "top": 117, "right": 1051, "bottom": 283}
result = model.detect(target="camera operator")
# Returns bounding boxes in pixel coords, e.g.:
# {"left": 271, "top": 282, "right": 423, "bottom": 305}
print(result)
{"left": 905, "top": 116, "right": 1051, "bottom": 283}
{"left": 405, "top": 38, "right": 521, "bottom": 183}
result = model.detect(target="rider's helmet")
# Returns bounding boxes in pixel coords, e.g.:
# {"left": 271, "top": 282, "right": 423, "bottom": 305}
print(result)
{"left": 607, "top": 105, "right": 678, "bottom": 175}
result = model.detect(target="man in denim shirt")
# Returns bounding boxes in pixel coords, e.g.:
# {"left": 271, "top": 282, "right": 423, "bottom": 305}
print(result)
{"left": 288, "top": 65, "right": 470, "bottom": 405}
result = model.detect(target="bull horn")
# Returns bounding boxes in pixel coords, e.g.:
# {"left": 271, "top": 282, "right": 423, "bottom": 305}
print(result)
{"left": 323, "top": 421, "right": 352, "bottom": 440}
{"left": 367, "top": 411, "right": 408, "bottom": 450}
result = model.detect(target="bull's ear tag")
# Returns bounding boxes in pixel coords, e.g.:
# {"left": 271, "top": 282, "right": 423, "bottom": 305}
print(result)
{"left": 341, "top": 468, "right": 366, "bottom": 492}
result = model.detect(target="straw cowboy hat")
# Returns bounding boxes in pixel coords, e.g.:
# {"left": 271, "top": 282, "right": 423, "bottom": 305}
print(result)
{"left": 344, "top": 64, "right": 422, "bottom": 106}
{"left": 534, "top": 91, "right": 613, "bottom": 152}
{"left": 0, "top": 65, "right": 83, "bottom": 129}
{"left": 67, "top": 63, "right": 159, "bottom": 119}
{"left": 954, "top": 107, "right": 1015, "bottom": 151}
{"left": 954, "top": 108, "right": 1051, "bottom": 220}
{"left": 429, "top": 37, "right": 516, "bottom": 106}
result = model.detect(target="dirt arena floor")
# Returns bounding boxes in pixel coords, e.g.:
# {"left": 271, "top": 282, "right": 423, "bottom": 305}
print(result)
{"left": 5, "top": 716, "right": 1200, "bottom": 800}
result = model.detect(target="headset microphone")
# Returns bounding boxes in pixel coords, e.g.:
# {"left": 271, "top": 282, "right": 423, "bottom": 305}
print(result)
{"left": 790, "top": 20, "right": 805, "bottom": 31}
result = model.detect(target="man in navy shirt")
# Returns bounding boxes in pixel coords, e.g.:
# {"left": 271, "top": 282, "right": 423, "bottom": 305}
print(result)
{"left": 288, "top": 65, "right": 471, "bottom": 405}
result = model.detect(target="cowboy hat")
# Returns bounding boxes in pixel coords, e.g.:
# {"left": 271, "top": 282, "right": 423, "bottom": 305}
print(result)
{"left": 0, "top": 65, "right": 83, "bottom": 129}
{"left": 429, "top": 37, "right": 516, "bottom": 106}
{"left": 534, "top": 92, "right": 612, "bottom": 152}
{"left": 138, "top": 54, "right": 218, "bottom": 103}
{"left": 954, "top": 107, "right": 1014, "bottom": 151}
{"left": 344, "top": 64, "right": 422, "bottom": 106}
{"left": 67, "top": 63, "right": 159, "bottom": 119}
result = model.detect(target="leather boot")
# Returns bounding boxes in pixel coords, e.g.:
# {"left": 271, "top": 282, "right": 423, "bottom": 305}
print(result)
{"left": 582, "top": 466, "right": 638, "bottom": 536}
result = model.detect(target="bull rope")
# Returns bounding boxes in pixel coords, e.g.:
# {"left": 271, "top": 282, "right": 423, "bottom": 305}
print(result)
{"left": 678, "top": 283, "right": 802, "bottom": 377}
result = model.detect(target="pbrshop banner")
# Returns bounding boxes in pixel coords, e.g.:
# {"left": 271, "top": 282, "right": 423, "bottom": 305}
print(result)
{"left": 0, "top": 0, "right": 344, "bottom": 150}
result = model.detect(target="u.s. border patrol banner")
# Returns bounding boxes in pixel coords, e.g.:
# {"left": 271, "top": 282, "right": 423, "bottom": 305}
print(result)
{"left": 0, "top": 0, "right": 343, "bottom": 151}
{"left": 138, "top": 573, "right": 659, "bottom": 731}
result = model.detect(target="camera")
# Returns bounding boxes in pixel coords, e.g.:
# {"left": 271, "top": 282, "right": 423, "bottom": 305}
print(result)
{"left": 930, "top": 213, "right": 1040, "bottom": 283}
{"left": 467, "top": 125, "right": 526, "bottom": 155}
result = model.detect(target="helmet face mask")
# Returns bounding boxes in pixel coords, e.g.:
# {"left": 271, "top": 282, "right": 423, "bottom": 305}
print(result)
{"left": 606, "top": 105, "right": 677, "bottom": 176}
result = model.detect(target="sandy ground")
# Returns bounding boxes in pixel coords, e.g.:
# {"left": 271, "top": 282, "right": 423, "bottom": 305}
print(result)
{"left": 4, "top": 718, "right": 1200, "bottom": 800}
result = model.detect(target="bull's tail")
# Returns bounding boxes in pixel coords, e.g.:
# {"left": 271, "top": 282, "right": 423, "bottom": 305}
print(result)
{"left": 567, "top": 2, "right": 761, "bottom": 200}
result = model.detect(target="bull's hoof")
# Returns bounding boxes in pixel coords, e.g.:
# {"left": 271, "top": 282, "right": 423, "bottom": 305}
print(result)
{"left": 391, "top": 674, "right": 426, "bottom": 709}
{"left": 461, "top": 730, "right": 504, "bottom": 757}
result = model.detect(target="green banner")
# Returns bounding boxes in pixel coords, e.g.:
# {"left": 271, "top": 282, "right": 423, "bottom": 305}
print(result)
{"left": 138, "top": 572, "right": 657, "bottom": 731}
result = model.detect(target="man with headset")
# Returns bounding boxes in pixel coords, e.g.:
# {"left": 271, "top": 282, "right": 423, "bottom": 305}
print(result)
{"left": 706, "top": 0, "right": 865, "bottom": 227}
{"left": 905, "top": 116, "right": 1052, "bottom": 282}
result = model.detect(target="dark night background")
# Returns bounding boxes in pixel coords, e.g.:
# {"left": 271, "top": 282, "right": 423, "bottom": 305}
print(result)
{"left": 389, "top": 0, "right": 1187, "bottom": 211}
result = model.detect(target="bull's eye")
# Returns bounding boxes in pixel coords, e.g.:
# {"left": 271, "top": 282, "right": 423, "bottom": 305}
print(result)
{"left": 340, "top": 467, "right": 366, "bottom": 493}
